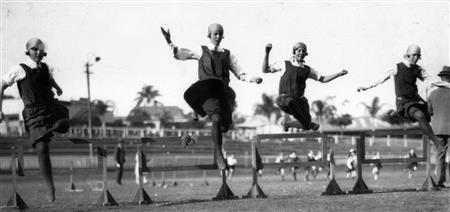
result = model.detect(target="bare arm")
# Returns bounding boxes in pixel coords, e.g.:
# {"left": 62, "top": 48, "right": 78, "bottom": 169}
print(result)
{"left": 50, "top": 78, "right": 63, "bottom": 96}
{"left": 230, "top": 54, "right": 262, "bottom": 84}
{"left": 318, "top": 69, "right": 348, "bottom": 83}
{"left": 161, "top": 27, "right": 199, "bottom": 60}
{"left": 262, "top": 43, "right": 272, "bottom": 73}
{"left": 357, "top": 69, "right": 394, "bottom": 92}
{"left": 262, "top": 43, "right": 282, "bottom": 74}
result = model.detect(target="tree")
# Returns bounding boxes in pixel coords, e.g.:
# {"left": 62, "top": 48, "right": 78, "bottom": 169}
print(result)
{"left": 311, "top": 97, "right": 337, "bottom": 131}
{"left": 254, "top": 93, "right": 281, "bottom": 124}
{"left": 311, "top": 99, "right": 337, "bottom": 121}
{"left": 159, "top": 109, "right": 173, "bottom": 129}
{"left": 361, "top": 97, "right": 385, "bottom": 130}
{"left": 329, "top": 114, "right": 353, "bottom": 129}
{"left": 126, "top": 108, "right": 151, "bottom": 127}
{"left": 69, "top": 100, "right": 113, "bottom": 127}
{"left": 134, "top": 85, "right": 161, "bottom": 108}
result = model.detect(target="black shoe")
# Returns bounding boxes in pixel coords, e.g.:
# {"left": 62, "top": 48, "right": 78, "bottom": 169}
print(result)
{"left": 309, "top": 123, "right": 320, "bottom": 131}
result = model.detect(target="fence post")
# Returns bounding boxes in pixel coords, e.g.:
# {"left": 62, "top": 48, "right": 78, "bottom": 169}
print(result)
{"left": 421, "top": 136, "right": 437, "bottom": 190}
{"left": 244, "top": 139, "right": 266, "bottom": 199}
{"left": 350, "top": 132, "right": 372, "bottom": 194}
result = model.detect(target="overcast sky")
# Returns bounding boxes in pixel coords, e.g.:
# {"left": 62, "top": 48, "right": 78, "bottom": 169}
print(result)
{"left": 1, "top": 1, "right": 449, "bottom": 117}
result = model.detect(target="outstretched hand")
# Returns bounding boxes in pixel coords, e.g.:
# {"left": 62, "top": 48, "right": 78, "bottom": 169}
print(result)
{"left": 357, "top": 87, "right": 367, "bottom": 92}
{"left": 265, "top": 43, "right": 272, "bottom": 54}
{"left": 56, "top": 88, "right": 63, "bottom": 96}
{"left": 160, "top": 27, "right": 172, "bottom": 44}
{"left": 341, "top": 69, "right": 348, "bottom": 76}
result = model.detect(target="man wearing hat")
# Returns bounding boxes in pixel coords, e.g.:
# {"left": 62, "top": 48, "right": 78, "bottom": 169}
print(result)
{"left": 0, "top": 38, "right": 69, "bottom": 203}
{"left": 160, "top": 24, "right": 262, "bottom": 169}
{"left": 262, "top": 42, "right": 348, "bottom": 131}
{"left": 357, "top": 44, "right": 441, "bottom": 148}
{"left": 428, "top": 66, "right": 450, "bottom": 188}
{"left": 114, "top": 140, "right": 126, "bottom": 185}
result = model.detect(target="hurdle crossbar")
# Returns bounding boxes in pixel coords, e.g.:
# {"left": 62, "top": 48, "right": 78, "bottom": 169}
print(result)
{"left": 339, "top": 130, "right": 434, "bottom": 194}
{"left": 140, "top": 135, "right": 238, "bottom": 200}
{"left": 245, "top": 132, "right": 336, "bottom": 198}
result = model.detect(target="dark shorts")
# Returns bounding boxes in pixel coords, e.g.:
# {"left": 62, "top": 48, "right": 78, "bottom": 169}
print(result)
{"left": 395, "top": 95, "right": 430, "bottom": 123}
{"left": 22, "top": 101, "right": 69, "bottom": 145}
{"left": 184, "top": 79, "right": 236, "bottom": 131}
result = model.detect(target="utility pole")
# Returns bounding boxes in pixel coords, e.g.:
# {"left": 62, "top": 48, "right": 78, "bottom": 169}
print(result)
{"left": 85, "top": 62, "right": 93, "bottom": 139}
{"left": 85, "top": 55, "right": 101, "bottom": 139}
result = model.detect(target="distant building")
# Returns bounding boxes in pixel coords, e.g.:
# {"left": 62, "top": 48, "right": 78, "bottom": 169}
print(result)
{"left": 0, "top": 97, "right": 116, "bottom": 135}
{"left": 138, "top": 105, "right": 188, "bottom": 129}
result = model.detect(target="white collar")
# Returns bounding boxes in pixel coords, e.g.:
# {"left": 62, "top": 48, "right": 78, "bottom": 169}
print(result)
{"left": 402, "top": 60, "right": 414, "bottom": 68}
{"left": 24, "top": 57, "right": 40, "bottom": 69}
{"left": 290, "top": 57, "right": 305, "bottom": 68}
{"left": 207, "top": 43, "right": 223, "bottom": 52}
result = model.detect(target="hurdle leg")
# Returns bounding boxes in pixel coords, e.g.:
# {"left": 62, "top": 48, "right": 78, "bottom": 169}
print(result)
{"left": 97, "top": 145, "right": 118, "bottom": 206}
{"left": 244, "top": 142, "right": 267, "bottom": 199}
{"left": 322, "top": 136, "right": 345, "bottom": 195}
{"left": 350, "top": 134, "right": 372, "bottom": 194}
{"left": 420, "top": 136, "right": 437, "bottom": 190}
{"left": 66, "top": 160, "right": 82, "bottom": 192}
{"left": 3, "top": 146, "right": 28, "bottom": 210}
{"left": 132, "top": 144, "right": 152, "bottom": 205}
{"left": 213, "top": 169, "right": 238, "bottom": 200}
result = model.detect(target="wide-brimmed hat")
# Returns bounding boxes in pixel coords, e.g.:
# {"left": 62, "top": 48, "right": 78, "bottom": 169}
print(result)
{"left": 438, "top": 66, "right": 450, "bottom": 77}
{"left": 349, "top": 148, "right": 356, "bottom": 153}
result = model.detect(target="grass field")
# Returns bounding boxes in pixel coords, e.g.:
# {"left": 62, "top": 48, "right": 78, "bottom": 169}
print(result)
{"left": 1, "top": 164, "right": 449, "bottom": 212}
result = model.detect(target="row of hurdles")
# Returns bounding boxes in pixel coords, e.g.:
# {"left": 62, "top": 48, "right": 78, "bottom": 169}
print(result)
{"left": 2, "top": 128, "right": 438, "bottom": 210}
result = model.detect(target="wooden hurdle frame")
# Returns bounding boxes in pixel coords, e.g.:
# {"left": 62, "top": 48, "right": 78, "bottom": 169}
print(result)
{"left": 141, "top": 136, "right": 238, "bottom": 200}
{"left": 244, "top": 132, "right": 344, "bottom": 198}
{"left": 2, "top": 146, "right": 28, "bottom": 210}
{"left": 325, "top": 128, "right": 437, "bottom": 194}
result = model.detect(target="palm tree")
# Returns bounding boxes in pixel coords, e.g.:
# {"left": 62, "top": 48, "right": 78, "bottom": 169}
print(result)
{"left": 361, "top": 97, "right": 386, "bottom": 146}
{"left": 361, "top": 97, "right": 385, "bottom": 130}
{"left": 311, "top": 97, "right": 337, "bottom": 131}
{"left": 254, "top": 93, "right": 281, "bottom": 126}
{"left": 135, "top": 85, "right": 161, "bottom": 108}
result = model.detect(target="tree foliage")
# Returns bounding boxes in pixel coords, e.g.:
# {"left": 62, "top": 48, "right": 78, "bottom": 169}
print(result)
{"left": 135, "top": 85, "right": 161, "bottom": 108}
{"left": 254, "top": 93, "right": 281, "bottom": 123}
{"left": 329, "top": 114, "right": 353, "bottom": 128}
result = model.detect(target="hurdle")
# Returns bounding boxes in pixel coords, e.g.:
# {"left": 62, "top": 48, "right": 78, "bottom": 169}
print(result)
{"left": 96, "top": 145, "right": 119, "bottom": 206}
{"left": 330, "top": 128, "right": 437, "bottom": 194}
{"left": 65, "top": 160, "right": 84, "bottom": 192}
{"left": 141, "top": 136, "right": 238, "bottom": 200}
{"left": 2, "top": 146, "right": 28, "bottom": 210}
{"left": 244, "top": 132, "right": 343, "bottom": 198}
{"left": 131, "top": 144, "right": 152, "bottom": 205}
